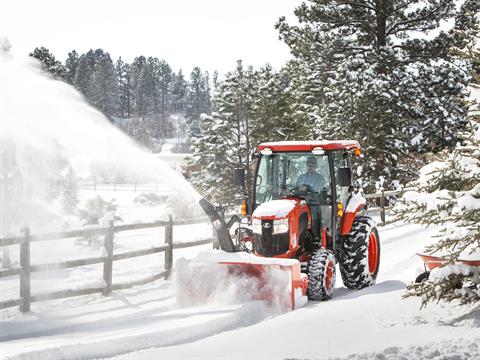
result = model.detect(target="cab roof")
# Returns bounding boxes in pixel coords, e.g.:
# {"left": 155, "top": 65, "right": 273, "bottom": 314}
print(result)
{"left": 257, "top": 140, "right": 361, "bottom": 152}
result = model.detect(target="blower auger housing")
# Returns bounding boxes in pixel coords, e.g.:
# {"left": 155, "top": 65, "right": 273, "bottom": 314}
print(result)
{"left": 197, "top": 140, "right": 380, "bottom": 308}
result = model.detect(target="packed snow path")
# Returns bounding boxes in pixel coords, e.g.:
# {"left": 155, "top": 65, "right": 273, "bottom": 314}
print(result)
{"left": 1, "top": 222, "right": 479, "bottom": 360}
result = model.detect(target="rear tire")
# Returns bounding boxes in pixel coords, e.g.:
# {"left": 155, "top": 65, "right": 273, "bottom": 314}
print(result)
{"left": 307, "top": 248, "right": 336, "bottom": 300}
{"left": 339, "top": 216, "right": 380, "bottom": 290}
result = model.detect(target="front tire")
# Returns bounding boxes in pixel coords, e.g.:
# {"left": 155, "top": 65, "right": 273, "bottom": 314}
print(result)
{"left": 307, "top": 248, "right": 336, "bottom": 300}
{"left": 339, "top": 216, "right": 380, "bottom": 290}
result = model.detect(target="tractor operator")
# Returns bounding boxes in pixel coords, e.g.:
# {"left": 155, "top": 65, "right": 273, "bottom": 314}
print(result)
{"left": 296, "top": 155, "right": 326, "bottom": 245}
{"left": 296, "top": 156, "right": 325, "bottom": 192}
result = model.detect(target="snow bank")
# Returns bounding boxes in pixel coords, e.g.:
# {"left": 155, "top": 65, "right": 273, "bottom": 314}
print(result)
{"left": 332, "top": 337, "right": 480, "bottom": 360}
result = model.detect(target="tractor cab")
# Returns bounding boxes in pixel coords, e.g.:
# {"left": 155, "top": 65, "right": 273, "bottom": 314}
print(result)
{"left": 249, "top": 141, "right": 361, "bottom": 259}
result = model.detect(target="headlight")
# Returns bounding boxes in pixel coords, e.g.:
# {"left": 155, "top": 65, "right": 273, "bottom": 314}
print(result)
{"left": 273, "top": 218, "right": 289, "bottom": 234}
{"left": 252, "top": 218, "right": 262, "bottom": 234}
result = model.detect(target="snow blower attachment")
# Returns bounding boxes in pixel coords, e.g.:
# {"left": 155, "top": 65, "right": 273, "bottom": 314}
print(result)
{"left": 177, "top": 141, "right": 381, "bottom": 310}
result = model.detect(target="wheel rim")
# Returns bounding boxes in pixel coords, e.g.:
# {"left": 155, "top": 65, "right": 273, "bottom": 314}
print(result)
{"left": 368, "top": 231, "right": 379, "bottom": 275}
{"left": 325, "top": 260, "right": 334, "bottom": 291}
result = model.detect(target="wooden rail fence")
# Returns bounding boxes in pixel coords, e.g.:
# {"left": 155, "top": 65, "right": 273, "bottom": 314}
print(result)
{"left": 0, "top": 216, "right": 213, "bottom": 313}
{"left": 362, "top": 188, "right": 411, "bottom": 225}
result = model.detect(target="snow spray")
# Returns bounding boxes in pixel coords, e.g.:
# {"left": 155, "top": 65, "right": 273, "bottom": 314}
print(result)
{"left": 0, "top": 37, "right": 203, "bottom": 237}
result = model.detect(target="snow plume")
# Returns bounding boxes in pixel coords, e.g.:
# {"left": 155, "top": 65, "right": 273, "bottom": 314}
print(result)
{"left": 174, "top": 252, "right": 298, "bottom": 312}
{"left": 0, "top": 39, "right": 203, "bottom": 236}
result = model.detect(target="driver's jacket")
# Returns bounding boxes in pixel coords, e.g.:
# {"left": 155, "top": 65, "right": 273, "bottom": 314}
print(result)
{"left": 296, "top": 172, "right": 325, "bottom": 192}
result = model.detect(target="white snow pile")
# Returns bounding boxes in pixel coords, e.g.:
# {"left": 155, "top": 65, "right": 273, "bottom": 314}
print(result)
{"left": 331, "top": 337, "right": 480, "bottom": 360}
{"left": 174, "top": 250, "right": 304, "bottom": 311}
{"left": 252, "top": 199, "right": 297, "bottom": 218}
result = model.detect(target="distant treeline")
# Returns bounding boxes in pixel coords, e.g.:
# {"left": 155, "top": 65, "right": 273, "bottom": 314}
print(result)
{"left": 30, "top": 47, "right": 212, "bottom": 151}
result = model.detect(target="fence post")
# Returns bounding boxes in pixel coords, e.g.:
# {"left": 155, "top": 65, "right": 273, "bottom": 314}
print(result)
{"left": 164, "top": 215, "right": 173, "bottom": 276}
{"left": 102, "top": 221, "right": 114, "bottom": 296}
{"left": 19, "top": 227, "right": 31, "bottom": 312}
{"left": 380, "top": 189, "right": 386, "bottom": 225}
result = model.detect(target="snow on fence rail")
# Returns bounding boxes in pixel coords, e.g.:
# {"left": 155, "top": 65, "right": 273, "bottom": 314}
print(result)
{"left": 0, "top": 216, "right": 213, "bottom": 313}
{"left": 77, "top": 182, "right": 169, "bottom": 193}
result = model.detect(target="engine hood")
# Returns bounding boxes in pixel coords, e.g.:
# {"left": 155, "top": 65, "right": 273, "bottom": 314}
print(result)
{"left": 252, "top": 199, "right": 297, "bottom": 219}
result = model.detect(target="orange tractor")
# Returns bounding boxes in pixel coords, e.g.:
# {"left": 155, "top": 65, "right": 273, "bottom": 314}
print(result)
{"left": 197, "top": 140, "right": 380, "bottom": 307}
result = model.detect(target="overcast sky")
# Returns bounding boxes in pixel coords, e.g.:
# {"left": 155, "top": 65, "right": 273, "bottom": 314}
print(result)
{"left": 1, "top": 0, "right": 302, "bottom": 75}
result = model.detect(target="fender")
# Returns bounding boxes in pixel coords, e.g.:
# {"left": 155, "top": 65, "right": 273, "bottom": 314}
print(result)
{"left": 339, "top": 193, "right": 366, "bottom": 236}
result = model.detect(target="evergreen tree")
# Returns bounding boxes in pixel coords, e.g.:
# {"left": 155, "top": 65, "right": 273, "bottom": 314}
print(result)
{"left": 91, "top": 52, "right": 118, "bottom": 120}
{"left": 64, "top": 50, "right": 79, "bottom": 84}
{"left": 148, "top": 58, "right": 173, "bottom": 136}
{"left": 29, "top": 47, "right": 66, "bottom": 80}
{"left": 171, "top": 70, "right": 188, "bottom": 114}
{"left": 115, "top": 57, "right": 131, "bottom": 118}
{"left": 251, "top": 65, "right": 309, "bottom": 143}
{"left": 191, "top": 61, "right": 255, "bottom": 204}
{"left": 186, "top": 67, "right": 211, "bottom": 136}
{"left": 395, "top": 1, "right": 480, "bottom": 306}
{"left": 277, "top": 0, "right": 472, "bottom": 191}
{"left": 130, "top": 56, "right": 147, "bottom": 118}
{"left": 135, "top": 63, "right": 155, "bottom": 121}
{"left": 73, "top": 55, "right": 94, "bottom": 101}
{"left": 396, "top": 114, "right": 480, "bottom": 306}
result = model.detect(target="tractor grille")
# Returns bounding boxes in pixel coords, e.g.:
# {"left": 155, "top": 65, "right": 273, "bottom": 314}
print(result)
{"left": 254, "top": 220, "right": 289, "bottom": 257}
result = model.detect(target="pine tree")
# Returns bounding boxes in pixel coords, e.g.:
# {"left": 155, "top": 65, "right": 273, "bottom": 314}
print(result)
{"left": 115, "top": 57, "right": 131, "bottom": 118}
{"left": 149, "top": 58, "right": 173, "bottom": 136}
{"left": 190, "top": 61, "right": 255, "bottom": 205}
{"left": 91, "top": 52, "right": 118, "bottom": 120}
{"left": 395, "top": 1, "right": 480, "bottom": 306}
{"left": 396, "top": 114, "right": 480, "bottom": 306}
{"left": 171, "top": 70, "right": 188, "bottom": 114}
{"left": 251, "top": 65, "right": 309, "bottom": 143}
{"left": 186, "top": 67, "right": 211, "bottom": 136}
{"left": 73, "top": 55, "right": 94, "bottom": 101}
{"left": 64, "top": 50, "right": 79, "bottom": 84}
{"left": 135, "top": 63, "right": 155, "bottom": 121}
{"left": 29, "top": 47, "right": 66, "bottom": 80}
{"left": 277, "top": 0, "right": 472, "bottom": 191}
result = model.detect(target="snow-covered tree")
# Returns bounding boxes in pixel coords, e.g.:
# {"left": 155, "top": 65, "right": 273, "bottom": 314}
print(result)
{"left": 394, "top": 11, "right": 480, "bottom": 305}
{"left": 190, "top": 61, "right": 255, "bottom": 205}
{"left": 277, "top": 0, "right": 473, "bottom": 191}
{"left": 29, "top": 46, "right": 66, "bottom": 80}
{"left": 251, "top": 65, "right": 309, "bottom": 143}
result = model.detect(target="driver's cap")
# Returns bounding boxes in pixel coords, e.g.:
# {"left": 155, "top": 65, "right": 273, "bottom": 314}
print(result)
{"left": 306, "top": 156, "right": 317, "bottom": 166}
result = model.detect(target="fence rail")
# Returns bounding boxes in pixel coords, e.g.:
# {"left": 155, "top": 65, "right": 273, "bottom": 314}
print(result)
{"left": 362, "top": 188, "right": 411, "bottom": 225}
{"left": 0, "top": 216, "right": 213, "bottom": 313}
{"left": 77, "top": 182, "right": 169, "bottom": 193}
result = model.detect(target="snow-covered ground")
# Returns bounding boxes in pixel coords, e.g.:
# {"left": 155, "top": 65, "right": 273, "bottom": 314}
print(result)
{"left": 1, "top": 218, "right": 479, "bottom": 360}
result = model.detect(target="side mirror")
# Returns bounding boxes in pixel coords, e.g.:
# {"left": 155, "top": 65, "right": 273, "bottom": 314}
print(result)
{"left": 233, "top": 168, "right": 245, "bottom": 187}
{"left": 337, "top": 167, "right": 352, "bottom": 187}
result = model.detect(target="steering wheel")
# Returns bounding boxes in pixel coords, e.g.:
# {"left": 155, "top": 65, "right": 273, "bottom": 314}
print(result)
{"left": 256, "top": 184, "right": 269, "bottom": 202}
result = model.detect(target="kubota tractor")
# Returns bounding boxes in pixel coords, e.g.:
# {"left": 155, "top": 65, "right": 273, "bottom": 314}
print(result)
{"left": 197, "top": 140, "right": 380, "bottom": 306}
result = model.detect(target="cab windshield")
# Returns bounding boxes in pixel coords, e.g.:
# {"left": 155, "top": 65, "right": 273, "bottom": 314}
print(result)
{"left": 254, "top": 152, "right": 331, "bottom": 207}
